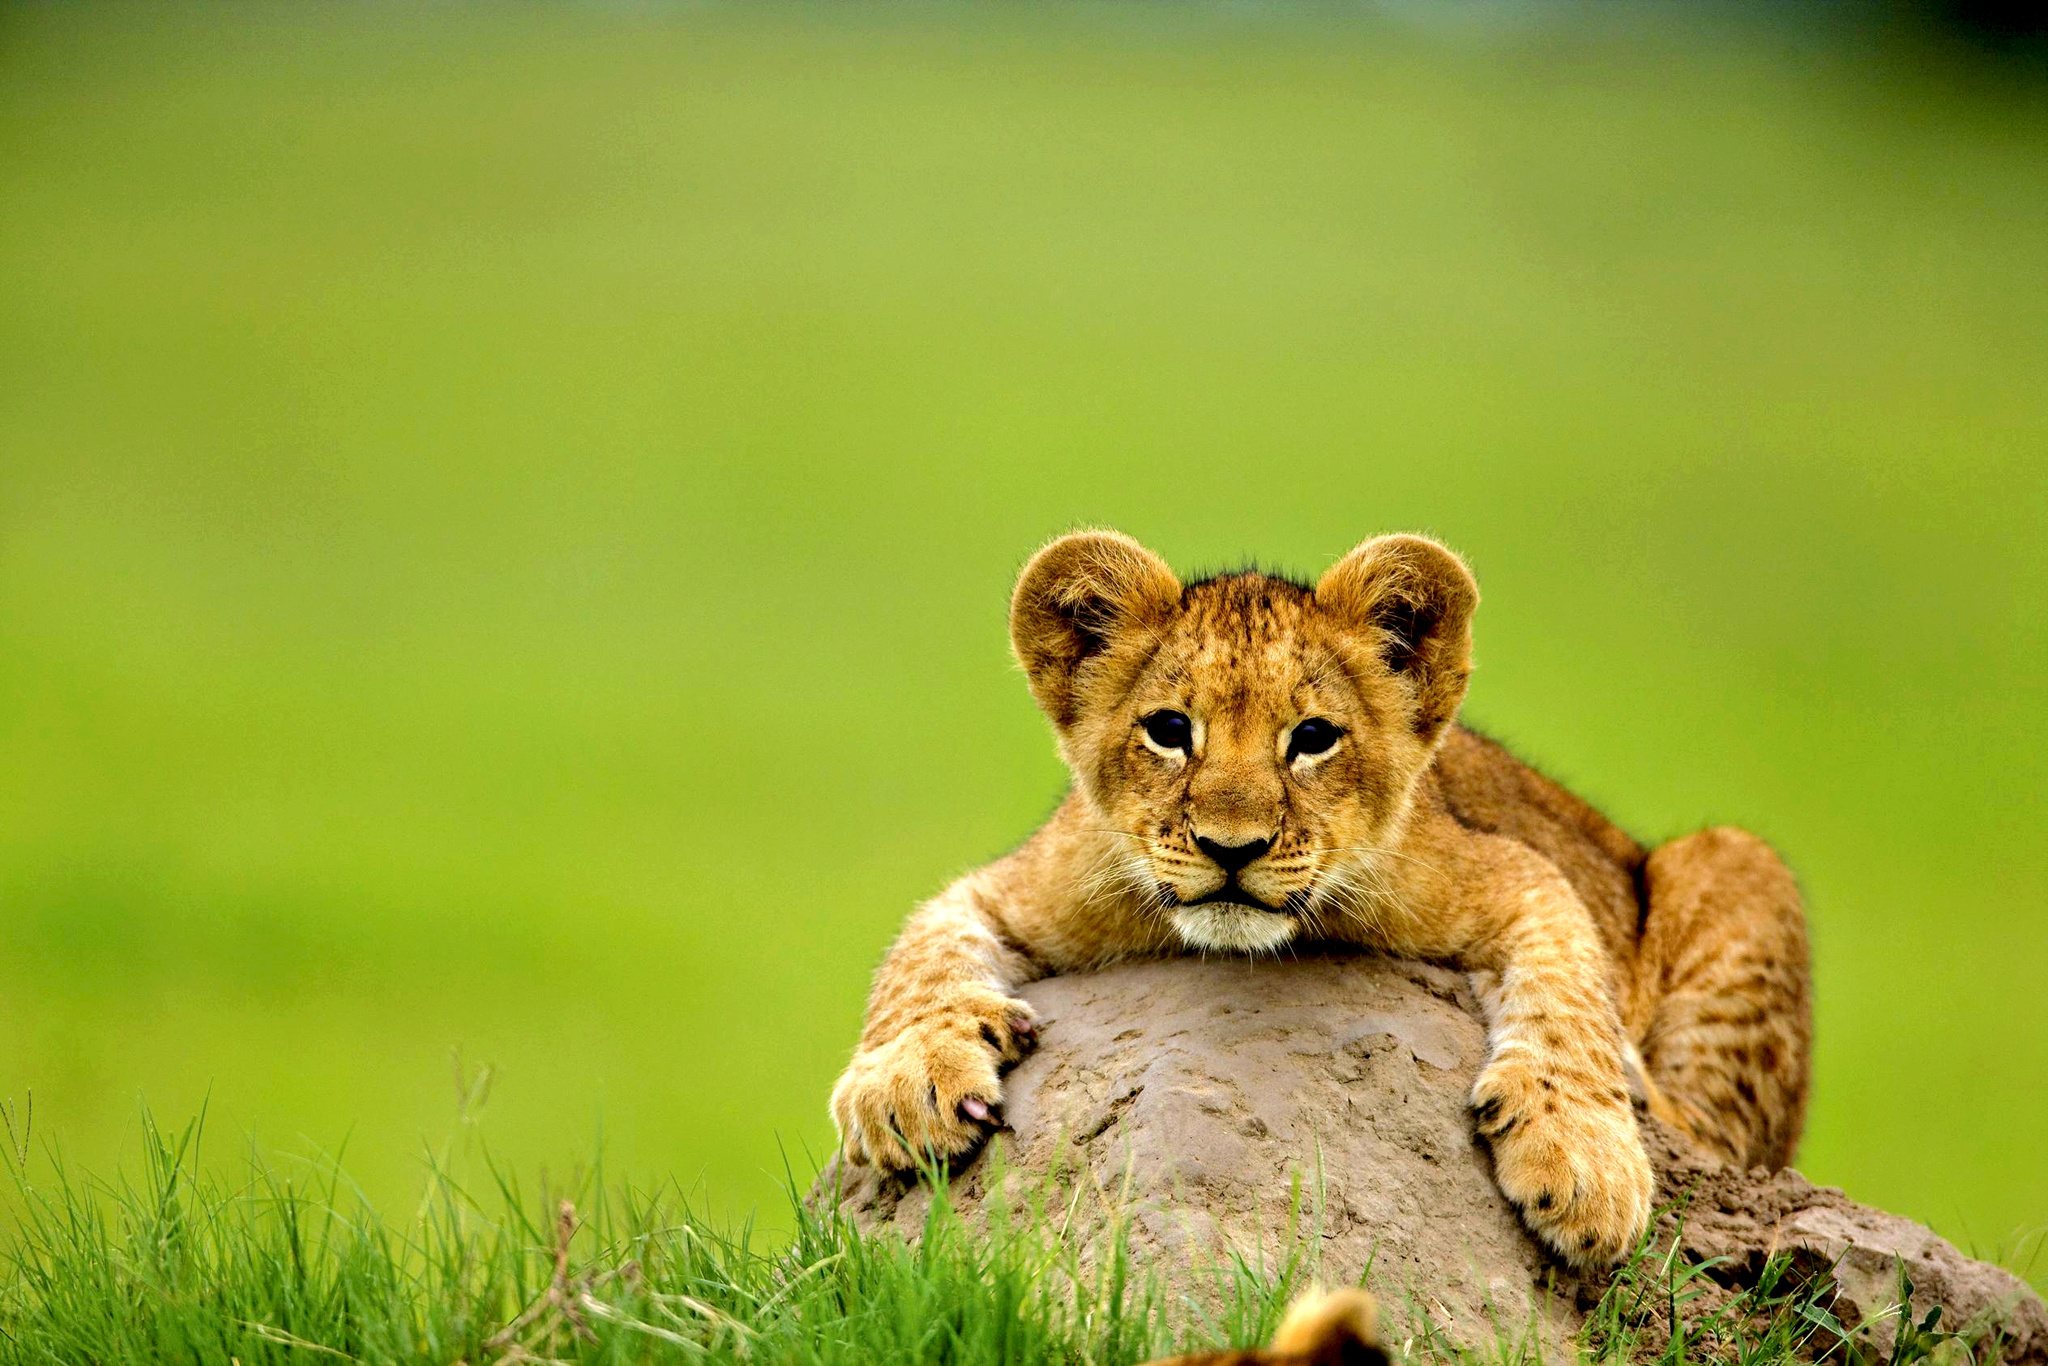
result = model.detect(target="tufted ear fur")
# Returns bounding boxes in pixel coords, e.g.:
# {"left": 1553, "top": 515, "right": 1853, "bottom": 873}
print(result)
{"left": 1316, "top": 534, "right": 1478, "bottom": 740}
{"left": 1135, "top": 1286, "right": 1388, "bottom": 1366}
{"left": 1011, "top": 530, "right": 1182, "bottom": 729}
{"left": 1268, "top": 1287, "right": 1388, "bottom": 1366}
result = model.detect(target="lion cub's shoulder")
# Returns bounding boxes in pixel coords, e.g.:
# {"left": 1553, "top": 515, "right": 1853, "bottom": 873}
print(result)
{"left": 1430, "top": 724, "right": 1646, "bottom": 953}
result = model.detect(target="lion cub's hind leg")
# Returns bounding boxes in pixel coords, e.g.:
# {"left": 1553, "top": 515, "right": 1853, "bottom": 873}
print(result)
{"left": 1626, "top": 827, "right": 1813, "bottom": 1169}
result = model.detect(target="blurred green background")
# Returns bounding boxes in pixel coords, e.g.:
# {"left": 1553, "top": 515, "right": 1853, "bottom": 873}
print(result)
{"left": 2, "top": 4, "right": 2043, "bottom": 1285}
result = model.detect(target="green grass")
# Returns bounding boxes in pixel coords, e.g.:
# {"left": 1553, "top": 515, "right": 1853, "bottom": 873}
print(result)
{"left": 0, "top": 1107, "right": 2025, "bottom": 1366}
{"left": 2, "top": 0, "right": 2046, "bottom": 1295}
{"left": 0, "top": 1103, "right": 1301, "bottom": 1366}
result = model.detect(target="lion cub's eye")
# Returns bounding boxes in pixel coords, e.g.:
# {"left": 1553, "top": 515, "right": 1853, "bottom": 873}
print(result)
{"left": 1140, "top": 710, "right": 1193, "bottom": 754}
{"left": 1287, "top": 717, "right": 1343, "bottom": 761}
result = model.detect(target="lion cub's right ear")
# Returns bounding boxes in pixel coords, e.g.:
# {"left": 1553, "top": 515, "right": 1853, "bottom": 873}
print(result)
{"left": 1010, "top": 530, "right": 1182, "bottom": 729}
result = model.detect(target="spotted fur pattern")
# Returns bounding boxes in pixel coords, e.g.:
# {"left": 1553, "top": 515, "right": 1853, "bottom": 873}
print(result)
{"left": 829, "top": 531, "right": 1814, "bottom": 1268}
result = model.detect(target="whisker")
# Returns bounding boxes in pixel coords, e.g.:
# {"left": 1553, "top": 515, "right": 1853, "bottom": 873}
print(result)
{"left": 1301, "top": 843, "right": 1447, "bottom": 879}
{"left": 1082, "top": 826, "right": 1166, "bottom": 843}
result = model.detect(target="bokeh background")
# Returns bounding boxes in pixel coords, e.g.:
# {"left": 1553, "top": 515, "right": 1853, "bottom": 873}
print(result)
{"left": 3, "top": 3, "right": 2043, "bottom": 1286}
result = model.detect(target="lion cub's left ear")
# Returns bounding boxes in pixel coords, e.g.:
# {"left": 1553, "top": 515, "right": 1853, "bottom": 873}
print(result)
{"left": 1315, "top": 535, "right": 1478, "bottom": 741}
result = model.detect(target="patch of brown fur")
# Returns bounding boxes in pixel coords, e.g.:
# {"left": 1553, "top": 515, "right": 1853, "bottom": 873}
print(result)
{"left": 829, "top": 531, "right": 1814, "bottom": 1269}
{"left": 1146, "top": 1287, "right": 1388, "bottom": 1366}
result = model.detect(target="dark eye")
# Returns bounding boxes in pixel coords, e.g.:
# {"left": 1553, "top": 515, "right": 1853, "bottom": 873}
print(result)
{"left": 1141, "top": 710, "right": 1192, "bottom": 753}
{"left": 1288, "top": 717, "right": 1343, "bottom": 760}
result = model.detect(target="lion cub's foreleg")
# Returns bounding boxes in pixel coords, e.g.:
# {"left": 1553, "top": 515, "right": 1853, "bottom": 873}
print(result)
{"left": 1442, "top": 841, "right": 1654, "bottom": 1267}
{"left": 829, "top": 878, "right": 1040, "bottom": 1168}
{"left": 1624, "top": 827, "right": 1812, "bottom": 1169}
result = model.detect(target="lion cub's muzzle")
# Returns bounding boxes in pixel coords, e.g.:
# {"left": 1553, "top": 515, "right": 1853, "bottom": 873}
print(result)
{"left": 1163, "top": 832, "right": 1308, "bottom": 915}
{"left": 1158, "top": 838, "right": 1316, "bottom": 952}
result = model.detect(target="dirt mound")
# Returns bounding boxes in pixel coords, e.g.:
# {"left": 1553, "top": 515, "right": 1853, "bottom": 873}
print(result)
{"left": 815, "top": 952, "right": 2044, "bottom": 1361}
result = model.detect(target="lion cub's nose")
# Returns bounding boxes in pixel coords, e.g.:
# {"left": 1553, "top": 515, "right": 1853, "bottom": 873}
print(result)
{"left": 1195, "top": 835, "right": 1273, "bottom": 874}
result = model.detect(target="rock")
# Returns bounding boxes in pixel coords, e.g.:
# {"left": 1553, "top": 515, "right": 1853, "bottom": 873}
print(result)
{"left": 813, "top": 952, "right": 2046, "bottom": 1362}
{"left": 1647, "top": 1126, "right": 2047, "bottom": 1361}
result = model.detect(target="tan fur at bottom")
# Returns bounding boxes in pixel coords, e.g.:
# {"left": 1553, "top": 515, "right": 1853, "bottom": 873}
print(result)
{"left": 1144, "top": 1287, "right": 1388, "bottom": 1366}
{"left": 828, "top": 530, "right": 1815, "bottom": 1269}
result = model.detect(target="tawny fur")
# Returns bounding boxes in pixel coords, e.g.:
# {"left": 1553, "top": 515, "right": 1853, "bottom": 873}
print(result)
{"left": 1144, "top": 1286, "right": 1389, "bottom": 1366}
{"left": 829, "top": 531, "right": 1814, "bottom": 1269}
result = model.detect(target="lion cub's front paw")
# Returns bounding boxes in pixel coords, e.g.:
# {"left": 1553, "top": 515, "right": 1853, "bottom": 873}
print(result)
{"left": 1472, "top": 1056, "right": 1653, "bottom": 1268}
{"left": 830, "top": 990, "right": 1038, "bottom": 1170}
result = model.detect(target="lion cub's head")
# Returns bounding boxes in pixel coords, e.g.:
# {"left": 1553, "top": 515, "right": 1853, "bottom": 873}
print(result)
{"left": 1011, "top": 530, "right": 1477, "bottom": 954}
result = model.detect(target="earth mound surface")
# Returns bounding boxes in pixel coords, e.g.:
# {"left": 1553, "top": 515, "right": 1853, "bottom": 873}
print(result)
{"left": 815, "top": 953, "right": 2045, "bottom": 1361}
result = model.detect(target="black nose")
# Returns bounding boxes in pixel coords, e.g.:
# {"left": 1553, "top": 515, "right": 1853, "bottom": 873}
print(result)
{"left": 1196, "top": 835, "right": 1273, "bottom": 874}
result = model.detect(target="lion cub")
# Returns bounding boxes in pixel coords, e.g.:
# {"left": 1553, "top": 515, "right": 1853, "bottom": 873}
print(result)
{"left": 1145, "top": 1287, "right": 1388, "bottom": 1366}
{"left": 830, "top": 531, "right": 1812, "bottom": 1267}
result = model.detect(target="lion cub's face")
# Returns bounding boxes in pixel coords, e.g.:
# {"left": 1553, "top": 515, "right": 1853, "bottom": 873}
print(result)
{"left": 1011, "top": 532, "right": 1477, "bottom": 954}
{"left": 1103, "top": 575, "right": 1415, "bottom": 952}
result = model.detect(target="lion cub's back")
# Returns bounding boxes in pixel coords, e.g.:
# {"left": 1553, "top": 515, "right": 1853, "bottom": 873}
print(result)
{"left": 1433, "top": 725, "right": 1646, "bottom": 960}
